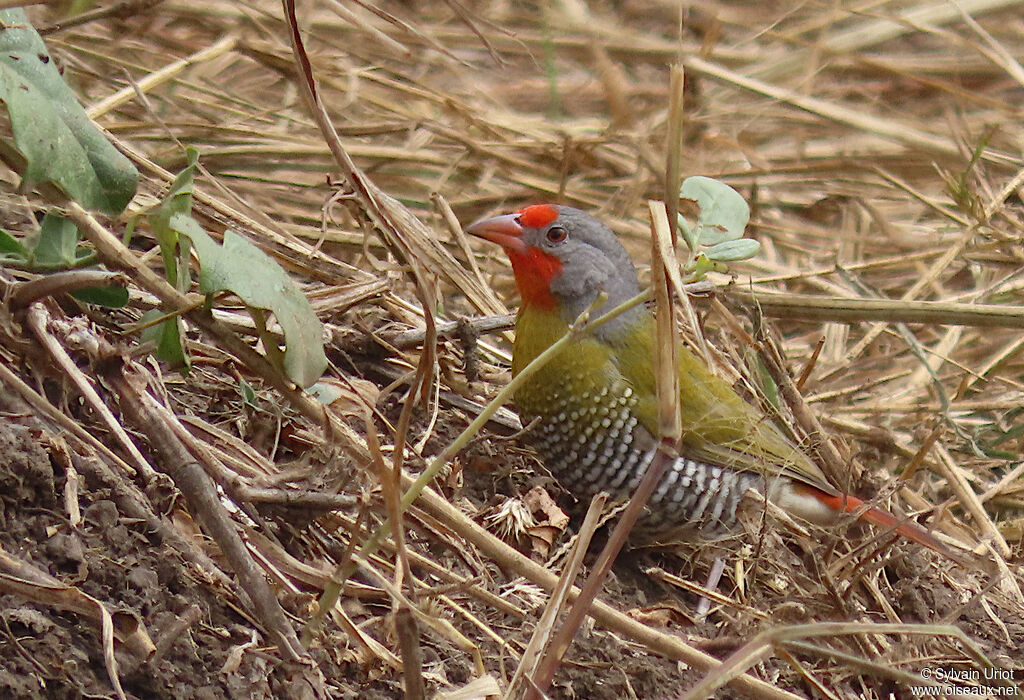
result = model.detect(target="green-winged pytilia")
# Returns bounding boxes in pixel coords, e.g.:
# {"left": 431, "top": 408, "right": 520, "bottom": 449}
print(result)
{"left": 467, "top": 204, "right": 964, "bottom": 563}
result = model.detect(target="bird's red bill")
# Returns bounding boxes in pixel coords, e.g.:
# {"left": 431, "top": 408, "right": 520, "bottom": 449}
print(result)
{"left": 465, "top": 213, "right": 527, "bottom": 252}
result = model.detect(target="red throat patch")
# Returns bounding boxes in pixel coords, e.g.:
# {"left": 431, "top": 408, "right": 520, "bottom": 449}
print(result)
{"left": 518, "top": 204, "right": 559, "bottom": 228}
{"left": 506, "top": 246, "right": 562, "bottom": 310}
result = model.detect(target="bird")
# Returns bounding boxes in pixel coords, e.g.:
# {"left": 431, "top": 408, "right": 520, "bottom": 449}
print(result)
{"left": 466, "top": 203, "right": 962, "bottom": 561}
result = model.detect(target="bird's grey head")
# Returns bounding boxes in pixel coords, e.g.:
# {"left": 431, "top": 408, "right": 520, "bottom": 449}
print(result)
{"left": 466, "top": 204, "right": 645, "bottom": 338}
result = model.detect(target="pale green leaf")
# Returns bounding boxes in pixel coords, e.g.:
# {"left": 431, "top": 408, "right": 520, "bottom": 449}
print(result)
{"left": 679, "top": 176, "right": 750, "bottom": 246}
{"left": 0, "top": 228, "right": 28, "bottom": 259}
{"left": 149, "top": 147, "right": 198, "bottom": 289}
{"left": 239, "top": 379, "right": 257, "bottom": 406}
{"left": 32, "top": 212, "right": 79, "bottom": 266}
{"left": 0, "top": 9, "right": 138, "bottom": 214}
{"left": 703, "top": 238, "right": 761, "bottom": 262}
{"left": 140, "top": 309, "right": 190, "bottom": 370}
{"left": 171, "top": 213, "right": 327, "bottom": 388}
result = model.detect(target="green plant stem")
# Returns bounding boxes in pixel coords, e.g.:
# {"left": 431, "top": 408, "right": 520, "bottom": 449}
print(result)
{"left": 2, "top": 251, "right": 99, "bottom": 271}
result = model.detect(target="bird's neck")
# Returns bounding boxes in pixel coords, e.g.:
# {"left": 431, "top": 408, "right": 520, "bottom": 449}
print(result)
{"left": 547, "top": 262, "right": 646, "bottom": 340}
{"left": 511, "top": 301, "right": 653, "bottom": 376}
{"left": 511, "top": 305, "right": 570, "bottom": 377}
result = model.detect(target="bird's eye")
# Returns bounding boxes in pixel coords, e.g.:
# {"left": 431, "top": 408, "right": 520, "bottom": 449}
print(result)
{"left": 545, "top": 226, "right": 567, "bottom": 244}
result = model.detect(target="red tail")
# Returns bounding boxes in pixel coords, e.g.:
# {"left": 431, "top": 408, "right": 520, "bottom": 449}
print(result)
{"left": 804, "top": 487, "right": 973, "bottom": 568}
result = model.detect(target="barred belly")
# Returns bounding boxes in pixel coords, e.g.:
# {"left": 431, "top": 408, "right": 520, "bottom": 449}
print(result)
{"left": 520, "top": 382, "right": 764, "bottom": 537}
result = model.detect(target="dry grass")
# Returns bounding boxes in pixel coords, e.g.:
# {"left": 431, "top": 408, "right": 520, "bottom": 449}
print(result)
{"left": 2, "top": 1, "right": 1024, "bottom": 698}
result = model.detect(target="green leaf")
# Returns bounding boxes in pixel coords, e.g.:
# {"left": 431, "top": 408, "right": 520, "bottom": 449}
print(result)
{"left": 0, "top": 9, "right": 138, "bottom": 214}
{"left": 32, "top": 212, "right": 79, "bottom": 266}
{"left": 679, "top": 176, "right": 750, "bottom": 247}
{"left": 149, "top": 147, "right": 199, "bottom": 289}
{"left": 676, "top": 218, "right": 698, "bottom": 253}
{"left": 687, "top": 252, "right": 727, "bottom": 280}
{"left": 71, "top": 285, "right": 129, "bottom": 307}
{"left": 239, "top": 379, "right": 257, "bottom": 406}
{"left": 140, "top": 309, "right": 190, "bottom": 371}
{"left": 703, "top": 238, "right": 761, "bottom": 262}
{"left": 748, "top": 349, "right": 780, "bottom": 413}
{"left": 0, "top": 228, "right": 28, "bottom": 259}
{"left": 171, "top": 214, "right": 327, "bottom": 388}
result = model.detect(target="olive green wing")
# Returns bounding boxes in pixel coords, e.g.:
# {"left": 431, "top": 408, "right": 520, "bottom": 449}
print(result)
{"left": 613, "top": 318, "right": 835, "bottom": 493}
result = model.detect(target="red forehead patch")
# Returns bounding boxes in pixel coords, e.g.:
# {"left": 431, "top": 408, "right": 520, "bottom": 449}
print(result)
{"left": 518, "top": 204, "right": 558, "bottom": 228}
